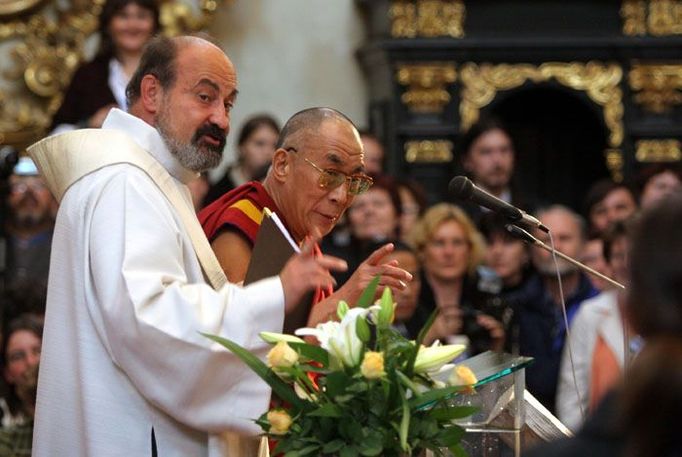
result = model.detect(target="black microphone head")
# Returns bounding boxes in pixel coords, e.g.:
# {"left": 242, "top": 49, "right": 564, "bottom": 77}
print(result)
{"left": 448, "top": 176, "right": 474, "bottom": 201}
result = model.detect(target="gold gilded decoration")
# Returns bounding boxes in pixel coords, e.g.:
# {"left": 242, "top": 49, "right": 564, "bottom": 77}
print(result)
{"left": 389, "top": 0, "right": 465, "bottom": 38}
{"left": 459, "top": 61, "right": 625, "bottom": 180}
{"left": 635, "top": 139, "right": 682, "bottom": 162}
{"left": 629, "top": 63, "right": 682, "bottom": 113}
{"left": 160, "top": 0, "right": 221, "bottom": 37}
{"left": 404, "top": 140, "right": 453, "bottom": 163}
{"left": 0, "top": 0, "right": 45, "bottom": 18}
{"left": 605, "top": 149, "right": 625, "bottom": 182}
{"left": 621, "top": 0, "right": 682, "bottom": 36}
{"left": 397, "top": 63, "right": 457, "bottom": 113}
{"left": 0, "top": 0, "right": 226, "bottom": 149}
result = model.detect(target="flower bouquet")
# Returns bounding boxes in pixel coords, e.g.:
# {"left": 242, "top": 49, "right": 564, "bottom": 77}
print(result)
{"left": 204, "top": 278, "right": 477, "bottom": 457}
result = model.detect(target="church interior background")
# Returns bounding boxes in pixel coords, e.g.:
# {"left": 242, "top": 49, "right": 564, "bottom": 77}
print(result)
{"left": 1, "top": 0, "right": 681, "bottom": 209}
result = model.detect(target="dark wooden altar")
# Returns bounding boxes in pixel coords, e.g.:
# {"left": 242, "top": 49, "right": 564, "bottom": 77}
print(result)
{"left": 356, "top": 0, "right": 682, "bottom": 209}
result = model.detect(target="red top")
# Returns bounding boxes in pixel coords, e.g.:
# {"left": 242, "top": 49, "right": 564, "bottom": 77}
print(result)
{"left": 198, "top": 181, "right": 332, "bottom": 303}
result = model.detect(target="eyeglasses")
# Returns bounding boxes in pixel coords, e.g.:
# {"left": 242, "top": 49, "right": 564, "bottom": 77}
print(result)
{"left": 286, "top": 148, "right": 373, "bottom": 196}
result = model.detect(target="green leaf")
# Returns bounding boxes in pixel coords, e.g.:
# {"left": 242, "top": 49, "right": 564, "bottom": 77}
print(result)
{"left": 356, "top": 316, "right": 371, "bottom": 343}
{"left": 429, "top": 406, "right": 478, "bottom": 420}
{"left": 434, "top": 426, "right": 465, "bottom": 447}
{"left": 322, "top": 439, "right": 346, "bottom": 453}
{"left": 324, "top": 371, "right": 351, "bottom": 397}
{"left": 284, "top": 444, "right": 320, "bottom": 456}
{"left": 358, "top": 429, "right": 384, "bottom": 456}
{"left": 202, "top": 333, "right": 307, "bottom": 410}
{"left": 395, "top": 369, "right": 420, "bottom": 397}
{"left": 307, "top": 403, "right": 343, "bottom": 418}
{"left": 339, "top": 446, "right": 359, "bottom": 457}
{"left": 356, "top": 275, "right": 381, "bottom": 308}
{"left": 408, "top": 385, "right": 464, "bottom": 410}
{"left": 289, "top": 342, "right": 329, "bottom": 367}
{"left": 449, "top": 443, "right": 469, "bottom": 457}
{"left": 398, "top": 385, "right": 410, "bottom": 452}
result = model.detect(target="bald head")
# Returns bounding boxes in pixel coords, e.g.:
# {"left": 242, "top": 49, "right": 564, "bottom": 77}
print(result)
{"left": 276, "top": 107, "right": 360, "bottom": 150}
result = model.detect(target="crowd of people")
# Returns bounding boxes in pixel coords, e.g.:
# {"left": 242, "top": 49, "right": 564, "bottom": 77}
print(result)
{"left": 1, "top": 0, "right": 682, "bottom": 454}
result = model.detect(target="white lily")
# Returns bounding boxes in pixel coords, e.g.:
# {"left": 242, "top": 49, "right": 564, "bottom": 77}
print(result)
{"left": 413, "top": 342, "right": 466, "bottom": 374}
{"left": 259, "top": 331, "right": 305, "bottom": 344}
{"left": 296, "top": 305, "right": 378, "bottom": 368}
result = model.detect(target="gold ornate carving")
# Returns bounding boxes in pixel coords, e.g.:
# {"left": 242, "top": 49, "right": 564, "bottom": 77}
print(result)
{"left": 160, "top": 0, "right": 222, "bottom": 38}
{"left": 605, "top": 149, "right": 625, "bottom": 182}
{"left": 0, "top": 0, "right": 46, "bottom": 18}
{"left": 459, "top": 61, "right": 625, "bottom": 180}
{"left": 629, "top": 63, "right": 682, "bottom": 113}
{"left": 389, "top": 0, "right": 465, "bottom": 38}
{"left": 0, "top": 0, "right": 225, "bottom": 150}
{"left": 404, "top": 139, "right": 453, "bottom": 163}
{"left": 397, "top": 63, "right": 457, "bottom": 113}
{"left": 621, "top": 0, "right": 682, "bottom": 36}
{"left": 635, "top": 139, "right": 682, "bottom": 161}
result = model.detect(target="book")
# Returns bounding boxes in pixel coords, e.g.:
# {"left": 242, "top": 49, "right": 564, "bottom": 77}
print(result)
{"left": 244, "top": 208, "right": 312, "bottom": 333}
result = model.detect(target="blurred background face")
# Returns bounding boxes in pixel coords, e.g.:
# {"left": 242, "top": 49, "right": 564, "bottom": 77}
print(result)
{"left": 463, "top": 128, "right": 515, "bottom": 192}
{"left": 240, "top": 125, "right": 279, "bottom": 177}
{"left": 7, "top": 175, "right": 54, "bottom": 227}
{"left": 422, "top": 220, "right": 471, "bottom": 282}
{"left": 485, "top": 234, "right": 528, "bottom": 287}
{"left": 3, "top": 330, "right": 41, "bottom": 386}
{"left": 348, "top": 187, "right": 398, "bottom": 241}
{"left": 640, "top": 170, "right": 682, "bottom": 209}
{"left": 608, "top": 235, "right": 628, "bottom": 285}
{"left": 589, "top": 187, "right": 637, "bottom": 234}
{"left": 533, "top": 209, "right": 584, "bottom": 276}
{"left": 398, "top": 185, "right": 420, "bottom": 241}
{"left": 108, "top": 2, "right": 156, "bottom": 55}
{"left": 385, "top": 250, "right": 421, "bottom": 322}
{"left": 580, "top": 238, "right": 612, "bottom": 291}
{"left": 360, "top": 135, "right": 384, "bottom": 175}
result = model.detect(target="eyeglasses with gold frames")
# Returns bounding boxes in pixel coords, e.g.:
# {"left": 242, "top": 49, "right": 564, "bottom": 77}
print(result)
{"left": 286, "top": 147, "right": 373, "bottom": 195}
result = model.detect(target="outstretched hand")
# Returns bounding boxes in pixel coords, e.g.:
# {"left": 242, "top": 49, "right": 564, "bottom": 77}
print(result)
{"left": 280, "top": 238, "right": 347, "bottom": 313}
{"left": 336, "top": 243, "right": 413, "bottom": 305}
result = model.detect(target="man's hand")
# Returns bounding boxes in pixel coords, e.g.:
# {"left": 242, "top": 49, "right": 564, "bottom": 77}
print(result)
{"left": 279, "top": 239, "right": 347, "bottom": 313}
{"left": 304, "top": 243, "right": 414, "bottom": 328}
{"left": 336, "top": 243, "right": 413, "bottom": 304}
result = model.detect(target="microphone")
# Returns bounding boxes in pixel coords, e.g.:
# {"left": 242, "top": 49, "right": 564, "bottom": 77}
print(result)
{"left": 448, "top": 176, "right": 549, "bottom": 233}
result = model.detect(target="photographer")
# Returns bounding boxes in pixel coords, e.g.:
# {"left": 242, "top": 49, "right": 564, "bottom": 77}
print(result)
{"left": 405, "top": 203, "right": 508, "bottom": 354}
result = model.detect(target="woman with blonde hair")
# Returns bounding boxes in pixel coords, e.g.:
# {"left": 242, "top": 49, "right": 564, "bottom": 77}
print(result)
{"left": 406, "top": 203, "right": 508, "bottom": 354}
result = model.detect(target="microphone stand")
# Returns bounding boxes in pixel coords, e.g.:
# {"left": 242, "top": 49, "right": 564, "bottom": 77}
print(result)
{"left": 505, "top": 224, "right": 626, "bottom": 290}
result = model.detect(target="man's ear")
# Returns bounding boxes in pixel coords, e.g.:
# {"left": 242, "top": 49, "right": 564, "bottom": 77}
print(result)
{"left": 139, "top": 74, "right": 163, "bottom": 115}
{"left": 270, "top": 148, "right": 290, "bottom": 183}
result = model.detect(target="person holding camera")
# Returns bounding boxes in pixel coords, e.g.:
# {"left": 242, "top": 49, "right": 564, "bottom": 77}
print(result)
{"left": 405, "top": 203, "right": 509, "bottom": 355}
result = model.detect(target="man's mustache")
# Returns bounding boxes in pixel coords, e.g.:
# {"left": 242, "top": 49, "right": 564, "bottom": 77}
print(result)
{"left": 193, "top": 123, "right": 227, "bottom": 151}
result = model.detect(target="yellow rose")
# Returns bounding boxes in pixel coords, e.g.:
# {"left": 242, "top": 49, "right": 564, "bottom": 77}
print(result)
{"left": 266, "top": 341, "right": 299, "bottom": 369}
{"left": 449, "top": 365, "right": 477, "bottom": 394}
{"left": 267, "top": 409, "right": 293, "bottom": 435}
{"left": 360, "top": 351, "right": 386, "bottom": 379}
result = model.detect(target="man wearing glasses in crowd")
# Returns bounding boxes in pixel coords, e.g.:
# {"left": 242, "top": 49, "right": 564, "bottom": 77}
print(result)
{"left": 200, "top": 107, "right": 412, "bottom": 328}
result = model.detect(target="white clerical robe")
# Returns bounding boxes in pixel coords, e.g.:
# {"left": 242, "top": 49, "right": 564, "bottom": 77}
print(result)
{"left": 31, "top": 109, "right": 284, "bottom": 456}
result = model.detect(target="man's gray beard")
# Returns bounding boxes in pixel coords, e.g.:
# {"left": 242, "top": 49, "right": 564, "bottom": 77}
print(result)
{"left": 9, "top": 211, "right": 52, "bottom": 229}
{"left": 156, "top": 115, "right": 222, "bottom": 173}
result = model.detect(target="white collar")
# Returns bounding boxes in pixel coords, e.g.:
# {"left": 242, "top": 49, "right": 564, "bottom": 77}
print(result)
{"left": 108, "top": 58, "right": 129, "bottom": 111}
{"left": 102, "top": 108, "right": 198, "bottom": 184}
